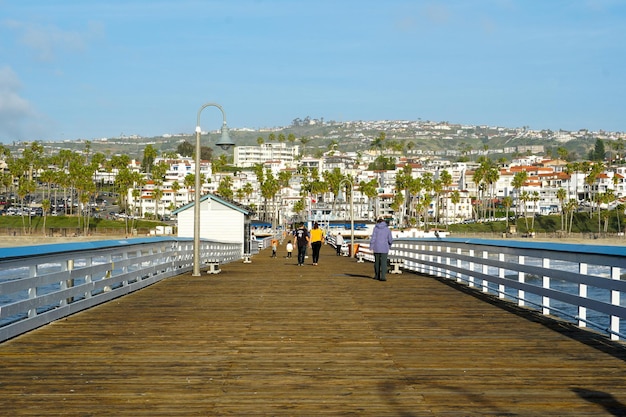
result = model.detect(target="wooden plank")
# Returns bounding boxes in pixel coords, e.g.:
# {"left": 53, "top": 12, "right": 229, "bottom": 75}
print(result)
{"left": 1, "top": 244, "right": 626, "bottom": 416}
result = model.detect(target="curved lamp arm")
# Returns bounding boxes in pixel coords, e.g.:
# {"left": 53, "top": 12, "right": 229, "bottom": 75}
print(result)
{"left": 193, "top": 102, "right": 234, "bottom": 276}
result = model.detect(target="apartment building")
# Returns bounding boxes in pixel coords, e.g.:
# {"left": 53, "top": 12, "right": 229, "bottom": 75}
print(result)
{"left": 233, "top": 142, "right": 299, "bottom": 168}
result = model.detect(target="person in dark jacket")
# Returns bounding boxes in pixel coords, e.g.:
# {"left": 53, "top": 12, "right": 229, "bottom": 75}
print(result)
{"left": 294, "top": 223, "right": 310, "bottom": 266}
{"left": 369, "top": 217, "right": 393, "bottom": 281}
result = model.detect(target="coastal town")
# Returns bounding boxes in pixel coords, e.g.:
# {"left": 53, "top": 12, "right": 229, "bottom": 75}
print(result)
{"left": 0, "top": 118, "right": 625, "bottom": 235}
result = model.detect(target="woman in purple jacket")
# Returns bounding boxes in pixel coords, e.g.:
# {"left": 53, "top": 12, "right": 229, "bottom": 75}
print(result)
{"left": 369, "top": 218, "right": 393, "bottom": 281}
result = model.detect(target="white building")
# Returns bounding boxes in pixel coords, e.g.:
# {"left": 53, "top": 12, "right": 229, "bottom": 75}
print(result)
{"left": 234, "top": 143, "right": 299, "bottom": 168}
{"left": 173, "top": 193, "right": 253, "bottom": 255}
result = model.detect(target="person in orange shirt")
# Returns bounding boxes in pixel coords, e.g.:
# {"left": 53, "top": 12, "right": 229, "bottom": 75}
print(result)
{"left": 309, "top": 222, "right": 325, "bottom": 266}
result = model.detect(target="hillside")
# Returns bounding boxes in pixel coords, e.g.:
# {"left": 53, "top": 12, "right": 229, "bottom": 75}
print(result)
{"left": 6, "top": 119, "right": 609, "bottom": 162}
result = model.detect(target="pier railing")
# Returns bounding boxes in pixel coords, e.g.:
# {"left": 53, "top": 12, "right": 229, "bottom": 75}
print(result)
{"left": 359, "top": 238, "right": 626, "bottom": 341}
{"left": 0, "top": 237, "right": 241, "bottom": 342}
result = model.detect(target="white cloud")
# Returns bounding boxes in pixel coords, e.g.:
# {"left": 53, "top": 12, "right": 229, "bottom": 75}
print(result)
{"left": 0, "top": 66, "right": 42, "bottom": 142}
{"left": 3, "top": 19, "right": 102, "bottom": 62}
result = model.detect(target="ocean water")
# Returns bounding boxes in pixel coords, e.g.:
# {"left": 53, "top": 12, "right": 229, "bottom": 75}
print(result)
{"left": 462, "top": 255, "right": 626, "bottom": 336}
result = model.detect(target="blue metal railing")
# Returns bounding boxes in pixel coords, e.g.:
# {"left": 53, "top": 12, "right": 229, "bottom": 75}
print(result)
{"left": 0, "top": 237, "right": 241, "bottom": 342}
{"left": 357, "top": 238, "right": 626, "bottom": 342}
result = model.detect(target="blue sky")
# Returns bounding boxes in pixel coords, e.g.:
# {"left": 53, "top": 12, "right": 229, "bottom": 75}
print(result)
{"left": 1, "top": 0, "right": 625, "bottom": 143}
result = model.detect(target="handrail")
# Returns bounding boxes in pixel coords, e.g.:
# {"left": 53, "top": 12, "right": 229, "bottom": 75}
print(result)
{"left": 357, "top": 238, "right": 626, "bottom": 342}
{"left": 0, "top": 237, "right": 241, "bottom": 342}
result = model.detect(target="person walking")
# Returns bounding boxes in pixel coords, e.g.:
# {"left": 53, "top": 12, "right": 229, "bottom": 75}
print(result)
{"left": 309, "top": 222, "right": 324, "bottom": 266}
{"left": 370, "top": 217, "right": 393, "bottom": 281}
{"left": 294, "top": 223, "right": 310, "bottom": 266}
{"left": 270, "top": 237, "right": 279, "bottom": 258}
{"left": 335, "top": 232, "right": 344, "bottom": 256}
{"left": 285, "top": 240, "right": 293, "bottom": 258}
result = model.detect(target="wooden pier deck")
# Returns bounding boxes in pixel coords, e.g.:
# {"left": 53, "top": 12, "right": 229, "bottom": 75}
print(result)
{"left": 1, "top": 244, "right": 626, "bottom": 416}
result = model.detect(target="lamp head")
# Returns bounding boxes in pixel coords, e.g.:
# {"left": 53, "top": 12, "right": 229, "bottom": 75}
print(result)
{"left": 215, "top": 122, "right": 235, "bottom": 150}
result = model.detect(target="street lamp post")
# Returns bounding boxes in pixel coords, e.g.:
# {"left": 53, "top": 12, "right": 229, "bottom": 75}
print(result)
{"left": 193, "top": 102, "right": 235, "bottom": 276}
{"left": 339, "top": 179, "right": 355, "bottom": 257}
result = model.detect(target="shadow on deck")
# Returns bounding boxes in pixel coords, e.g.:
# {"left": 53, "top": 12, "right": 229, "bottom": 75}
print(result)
{"left": 2, "top": 244, "right": 626, "bottom": 416}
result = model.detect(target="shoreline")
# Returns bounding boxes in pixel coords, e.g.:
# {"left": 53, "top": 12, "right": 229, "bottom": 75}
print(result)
{"left": 0, "top": 233, "right": 624, "bottom": 249}
{"left": 0, "top": 234, "right": 131, "bottom": 248}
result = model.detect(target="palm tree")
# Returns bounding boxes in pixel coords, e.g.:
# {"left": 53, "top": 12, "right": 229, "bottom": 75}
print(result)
{"left": 115, "top": 167, "right": 135, "bottom": 234}
{"left": 566, "top": 198, "right": 578, "bottom": 234}
{"left": 520, "top": 191, "right": 530, "bottom": 231}
{"left": 151, "top": 161, "right": 169, "bottom": 220}
{"left": 432, "top": 179, "right": 443, "bottom": 226}
{"left": 390, "top": 192, "right": 404, "bottom": 225}
{"left": 502, "top": 196, "right": 513, "bottom": 229}
{"left": 141, "top": 144, "right": 158, "bottom": 174}
{"left": 171, "top": 180, "right": 180, "bottom": 210}
{"left": 322, "top": 167, "right": 344, "bottom": 214}
{"left": 217, "top": 176, "right": 234, "bottom": 199}
{"left": 395, "top": 164, "right": 413, "bottom": 226}
{"left": 242, "top": 182, "right": 254, "bottom": 205}
{"left": 212, "top": 154, "right": 228, "bottom": 173}
{"left": 299, "top": 136, "right": 310, "bottom": 157}
{"left": 451, "top": 190, "right": 461, "bottom": 226}
{"left": 472, "top": 164, "right": 486, "bottom": 220}
{"left": 327, "top": 140, "right": 339, "bottom": 155}
{"left": 407, "top": 176, "right": 423, "bottom": 225}
{"left": 439, "top": 170, "right": 452, "bottom": 224}
{"left": 260, "top": 169, "right": 280, "bottom": 226}
{"left": 556, "top": 188, "right": 567, "bottom": 231}
{"left": 359, "top": 179, "right": 379, "bottom": 220}
{"left": 420, "top": 172, "right": 434, "bottom": 226}
{"left": 184, "top": 173, "right": 195, "bottom": 201}
{"left": 601, "top": 189, "right": 615, "bottom": 233}
{"left": 41, "top": 199, "right": 51, "bottom": 236}
{"left": 485, "top": 165, "right": 500, "bottom": 219}
{"left": 530, "top": 191, "right": 540, "bottom": 231}
{"left": 512, "top": 171, "right": 528, "bottom": 218}
{"left": 370, "top": 132, "right": 386, "bottom": 155}
{"left": 293, "top": 197, "right": 306, "bottom": 222}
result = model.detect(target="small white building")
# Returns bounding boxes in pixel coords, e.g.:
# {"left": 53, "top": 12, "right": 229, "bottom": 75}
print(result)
{"left": 173, "top": 194, "right": 254, "bottom": 255}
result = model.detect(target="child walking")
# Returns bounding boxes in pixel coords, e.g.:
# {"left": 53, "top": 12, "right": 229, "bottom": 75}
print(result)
{"left": 286, "top": 240, "right": 293, "bottom": 258}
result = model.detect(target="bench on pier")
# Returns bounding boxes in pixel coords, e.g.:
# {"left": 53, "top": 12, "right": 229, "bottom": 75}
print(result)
{"left": 205, "top": 259, "right": 221, "bottom": 274}
{"left": 356, "top": 251, "right": 366, "bottom": 263}
{"left": 355, "top": 244, "right": 374, "bottom": 263}
{"left": 389, "top": 258, "right": 404, "bottom": 274}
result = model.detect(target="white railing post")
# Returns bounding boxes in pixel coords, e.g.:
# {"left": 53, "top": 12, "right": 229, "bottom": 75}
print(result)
{"left": 468, "top": 249, "right": 475, "bottom": 287}
{"left": 456, "top": 247, "right": 463, "bottom": 283}
{"left": 28, "top": 264, "right": 37, "bottom": 318}
{"left": 498, "top": 253, "right": 505, "bottom": 299}
{"left": 578, "top": 263, "right": 588, "bottom": 328}
{"left": 436, "top": 245, "right": 443, "bottom": 277}
{"left": 518, "top": 255, "right": 525, "bottom": 307}
{"left": 611, "top": 266, "right": 621, "bottom": 341}
{"left": 542, "top": 257, "right": 550, "bottom": 315}
{"left": 482, "top": 250, "right": 489, "bottom": 293}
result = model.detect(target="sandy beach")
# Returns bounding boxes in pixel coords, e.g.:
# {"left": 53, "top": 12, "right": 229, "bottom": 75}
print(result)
{"left": 0, "top": 234, "right": 130, "bottom": 248}
{"left": 0, "top": 233, "right": 624, "bottom": 249}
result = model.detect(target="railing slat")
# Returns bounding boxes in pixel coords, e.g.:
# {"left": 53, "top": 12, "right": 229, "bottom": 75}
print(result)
{"left": 355, "top": 237, "right": 626, "bottom": 341}
{"left": 0, "top": 237, "right": 242, "bottom": 342}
